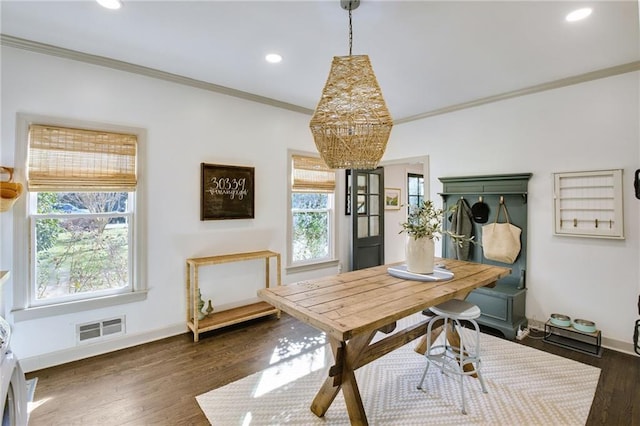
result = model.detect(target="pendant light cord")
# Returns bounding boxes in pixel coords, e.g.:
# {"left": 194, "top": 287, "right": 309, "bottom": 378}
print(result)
{"left": 348, "top": 6, "right": 353, "bottom": 56}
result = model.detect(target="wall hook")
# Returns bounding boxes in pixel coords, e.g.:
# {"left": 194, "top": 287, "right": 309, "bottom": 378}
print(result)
{"left": 499, "top": 195, "right": 504, "bottom": 204}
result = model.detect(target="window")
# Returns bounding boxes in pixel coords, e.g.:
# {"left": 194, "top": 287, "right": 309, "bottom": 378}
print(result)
{"left": 13, "top": 118, "right": 146, "bottom": 319}
{"left": 30, "top": 191, "right": 132, "bottom": 305}
{"left": 289, "top": 154, "right": 336, "bottom": 268}
{"left": 407, "top": 173, "right": 424, "bottom": 209}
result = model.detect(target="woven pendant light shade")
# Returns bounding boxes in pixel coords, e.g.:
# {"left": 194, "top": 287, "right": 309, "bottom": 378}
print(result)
{"left": 310, "top": 55, "right": 393, "bottom": 170}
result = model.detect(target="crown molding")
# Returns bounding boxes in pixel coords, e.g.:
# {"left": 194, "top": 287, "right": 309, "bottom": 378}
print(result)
{"left": 394, "top": 61, "right": 640, "bottom": 124}
{"left": 2, "top": 34, "right": 638, "bottom": 124}
{"left": 0, "top": 34, "right": 314, "bottom": 116}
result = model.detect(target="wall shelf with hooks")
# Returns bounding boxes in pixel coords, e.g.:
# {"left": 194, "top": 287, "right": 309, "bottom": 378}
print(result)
{"left": 553, "top": 169, "right": 624, "bottom": 239}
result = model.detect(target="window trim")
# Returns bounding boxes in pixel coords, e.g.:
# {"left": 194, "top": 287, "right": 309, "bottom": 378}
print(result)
{"left": 11, "top": 113, "right": 147, "bottom": 321}
{"left": 286, "top": 150, "right": 338, "bottom": 272}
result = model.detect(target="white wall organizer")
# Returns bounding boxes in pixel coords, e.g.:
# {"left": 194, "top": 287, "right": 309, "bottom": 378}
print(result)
{"left": 553, "top": 169, "right": 624, "bottom": 239}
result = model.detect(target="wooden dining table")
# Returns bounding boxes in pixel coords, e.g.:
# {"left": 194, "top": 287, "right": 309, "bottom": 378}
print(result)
{"left": 257, "top": 258, "right": 511, "bottom": 425}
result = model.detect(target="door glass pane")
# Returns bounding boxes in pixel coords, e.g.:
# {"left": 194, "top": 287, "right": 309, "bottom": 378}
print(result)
{"left": 369, "top": 195, "right": 379, "bottom": 215}
{"left": 357, "top": 195, "right": 367, "bottom": 214}
{"left": 358, "top": 216, "right": 369, "bottom": 238}
{"left": 369, "top": 174, "right": 379, "bottom": 194}
{"left": 369, "top": 216, "right": 379, "bottom": 236}
{"left": 357, "top": 175, "right": 367, "bottom": 194}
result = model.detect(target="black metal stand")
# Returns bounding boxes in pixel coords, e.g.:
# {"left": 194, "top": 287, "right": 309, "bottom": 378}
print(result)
{"left": 543, "top": 320, "right": 602, "bottom": 357}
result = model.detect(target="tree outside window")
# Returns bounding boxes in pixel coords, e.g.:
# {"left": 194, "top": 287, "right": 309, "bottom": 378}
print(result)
{"left": 33, "top": 191, "right": 131, "bottom": 302}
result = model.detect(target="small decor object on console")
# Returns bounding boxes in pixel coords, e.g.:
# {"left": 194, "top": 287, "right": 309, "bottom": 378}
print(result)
{"left": 197, "top": 290, "right": 206, "bottom": 321}
{"left": 201, "top": 163, "right": 255, "bottom": 220}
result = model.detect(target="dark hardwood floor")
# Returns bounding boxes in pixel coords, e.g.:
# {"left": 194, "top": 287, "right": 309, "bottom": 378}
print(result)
{"left": 26, "top": 313, "right": 639, "bottom": 425}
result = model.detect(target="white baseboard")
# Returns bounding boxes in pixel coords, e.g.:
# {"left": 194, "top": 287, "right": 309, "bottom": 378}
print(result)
{"left": 601, "top": 336, "right": 637, "bottom": 356}
{"left": 21, "top": 316, "right": 639, "bottom": 373}
{"left": 21, "top": 323, "right": 186, "bottom": 373}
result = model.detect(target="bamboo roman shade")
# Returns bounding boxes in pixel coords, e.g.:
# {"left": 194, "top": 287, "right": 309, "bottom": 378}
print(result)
{"left": 28, "top": 124, "right": 137, "bottom": 191}
{"left": 291, "top": 155, "right": 336, "bottom": 193}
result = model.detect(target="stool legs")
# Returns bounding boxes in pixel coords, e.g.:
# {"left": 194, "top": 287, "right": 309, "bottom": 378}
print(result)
{"left": 417, "top": 315, "right": 486, "bottom": 415}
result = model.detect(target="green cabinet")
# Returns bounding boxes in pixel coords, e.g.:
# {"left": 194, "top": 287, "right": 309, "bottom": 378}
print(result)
{"left": 439, "top": 173, "right": 532, "bottom": 340}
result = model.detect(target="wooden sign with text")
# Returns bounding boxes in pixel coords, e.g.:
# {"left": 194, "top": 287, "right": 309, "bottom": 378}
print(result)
{"left": 200, "top": 163, "right": 255, "bottom": 220}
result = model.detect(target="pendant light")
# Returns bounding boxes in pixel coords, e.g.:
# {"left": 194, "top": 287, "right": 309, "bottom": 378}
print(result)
{"left": 309, "top": 0, "right": 393, "bottom": 170}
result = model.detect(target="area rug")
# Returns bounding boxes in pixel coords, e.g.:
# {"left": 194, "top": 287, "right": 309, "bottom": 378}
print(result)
{"left": 196, "top": 332, "right": 600, "bottom": 425}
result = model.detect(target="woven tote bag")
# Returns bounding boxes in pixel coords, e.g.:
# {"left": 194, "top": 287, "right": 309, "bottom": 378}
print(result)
{"left": 482, "top": 202, "right": 521, "bottom": 264}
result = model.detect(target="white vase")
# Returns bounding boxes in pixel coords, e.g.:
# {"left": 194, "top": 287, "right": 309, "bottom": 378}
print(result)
{"left": 405, "top": 236, "right": 435, "bottom": 274}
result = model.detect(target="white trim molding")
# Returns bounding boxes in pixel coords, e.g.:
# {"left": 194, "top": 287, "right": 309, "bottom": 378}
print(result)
{"left": 2, "top": 34, "right": 638, "bottom": 124}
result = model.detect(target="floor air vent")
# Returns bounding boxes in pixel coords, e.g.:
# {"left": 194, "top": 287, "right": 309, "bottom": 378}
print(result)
{"left": 77, "top": 316, "right": 125, "bottom": 343}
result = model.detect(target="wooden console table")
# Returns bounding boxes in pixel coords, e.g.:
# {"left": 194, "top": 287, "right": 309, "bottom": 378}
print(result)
{"left": 186, "top": 250, "right": 281, "bottom": 342}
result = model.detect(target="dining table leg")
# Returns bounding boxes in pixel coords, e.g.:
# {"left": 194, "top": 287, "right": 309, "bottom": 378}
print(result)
{"left": 310, "top": 332, "right": 376, "bottom": 425}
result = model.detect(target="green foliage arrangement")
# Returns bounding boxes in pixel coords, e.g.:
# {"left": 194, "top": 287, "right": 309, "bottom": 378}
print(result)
{"left": 399, "top": 200, "right": 475, "bottom": 247}
{"left": 399, "top": 200, "right": 444, "bottom": 240}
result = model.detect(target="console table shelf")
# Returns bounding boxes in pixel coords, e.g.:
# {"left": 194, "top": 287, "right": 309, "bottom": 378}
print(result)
{"left": 186, "top": 250, "right": 281, "bottom": 342}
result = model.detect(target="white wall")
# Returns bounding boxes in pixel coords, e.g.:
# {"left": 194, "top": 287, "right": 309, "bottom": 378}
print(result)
{"left": 384, "top": 72, "right": 640, "bottom": 351}
{"left": 0, "top": 46, "right": 338, "bottom": 370}
{"left": 1, "top": 46, "right": 638, "bottom": 369}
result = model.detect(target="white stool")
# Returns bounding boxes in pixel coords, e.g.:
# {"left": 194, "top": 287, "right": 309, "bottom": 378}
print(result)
{"left": 417, "top": 299, "right": 487, "bottom": 415}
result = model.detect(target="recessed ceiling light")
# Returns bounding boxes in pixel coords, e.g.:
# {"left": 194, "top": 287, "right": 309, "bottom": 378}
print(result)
{"left": 566, "top": 7, "right": 592, "bottom": 22}
{"left": 265, "top": 53, "right": 283, "bottom": 64}
{"left": 97, "top": 0, "right": 122, "bottom": 10}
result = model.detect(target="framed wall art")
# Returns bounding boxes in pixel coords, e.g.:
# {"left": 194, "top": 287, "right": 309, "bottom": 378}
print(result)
{"left": 200, "top": 163, "right": 255, "bottom": 220}
{"left": 384, "top": 187, "right": 401, "bottom": 210}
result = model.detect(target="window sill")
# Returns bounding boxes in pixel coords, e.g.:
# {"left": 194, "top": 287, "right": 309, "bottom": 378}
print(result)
{"left": 11, "top": 290, "right": 148, "bottom": 322}
{"left": 286, "top": 259, "right": 340, "bottom": 274}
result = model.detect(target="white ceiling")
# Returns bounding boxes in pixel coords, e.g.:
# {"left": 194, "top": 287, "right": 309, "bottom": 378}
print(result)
{"left": 2, "top": 0, "right": 639, "bottom": 121}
